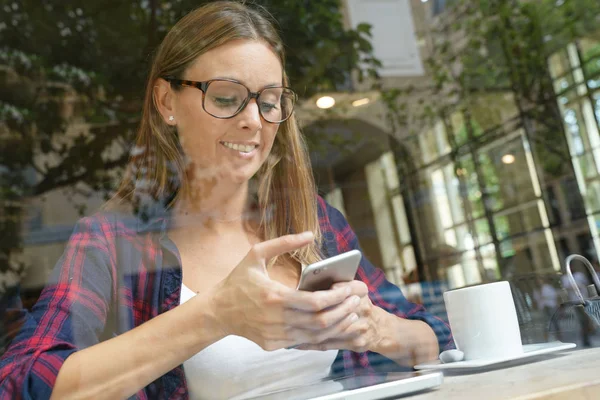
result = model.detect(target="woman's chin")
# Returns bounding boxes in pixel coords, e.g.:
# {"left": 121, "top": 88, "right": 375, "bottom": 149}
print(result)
{"left": 228, "top": 166, "right": 261, "bottom": 185}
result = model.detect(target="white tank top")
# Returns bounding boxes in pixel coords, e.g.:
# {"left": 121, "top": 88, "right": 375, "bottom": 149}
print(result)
{"left": 180, "top": 284, "right": 338, "bottom": 400}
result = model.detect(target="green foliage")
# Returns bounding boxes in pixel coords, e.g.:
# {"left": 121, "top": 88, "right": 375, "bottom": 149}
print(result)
{"left": 0, "top": 0, "right": 378, "bottom": 277}
{"left": 385, "top": 0, "right": 599, "bottom": 173}
{"left": 0, "top": 0, "right": 377, "bottom": 100}
{"left": 380, "top": 0, "right": 599, "bottom": 279}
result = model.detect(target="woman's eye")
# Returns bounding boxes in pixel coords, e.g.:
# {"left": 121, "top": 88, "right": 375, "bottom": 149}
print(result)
{"left": 260, "top": 102, "right": 278, "bottom": 111}
{"left": 213, "top": 97, "right": 237, "bottom": 105}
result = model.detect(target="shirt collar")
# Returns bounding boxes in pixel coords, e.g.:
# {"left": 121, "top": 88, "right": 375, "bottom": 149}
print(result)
{"left": 132, "top": 198, "right": 173, "bottom": 237}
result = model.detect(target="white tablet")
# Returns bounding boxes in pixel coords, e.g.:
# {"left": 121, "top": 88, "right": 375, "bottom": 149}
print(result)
{"left": 246, "top": 370, "right": 443, "bottom": 400}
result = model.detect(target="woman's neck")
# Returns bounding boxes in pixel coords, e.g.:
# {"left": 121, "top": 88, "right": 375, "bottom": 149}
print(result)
{"left": 172, "top": 180, "right": 257, "bottom": 232}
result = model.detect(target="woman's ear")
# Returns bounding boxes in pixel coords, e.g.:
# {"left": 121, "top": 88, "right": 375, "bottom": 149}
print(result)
{"left": 154, "top": 78, "right": 177, "bottom": 126}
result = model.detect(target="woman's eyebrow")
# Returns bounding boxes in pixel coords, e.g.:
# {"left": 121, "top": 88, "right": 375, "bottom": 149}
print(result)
{"left": 263, "top": 83, "right": 284, "bottom": 88}
{"left": 210, "top": 75, "right": 239, "bottom": 81}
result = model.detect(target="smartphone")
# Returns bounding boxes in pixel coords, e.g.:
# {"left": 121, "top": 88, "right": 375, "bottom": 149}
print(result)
{"left": 297, "top": 249, "right": 362, "bottom": 292}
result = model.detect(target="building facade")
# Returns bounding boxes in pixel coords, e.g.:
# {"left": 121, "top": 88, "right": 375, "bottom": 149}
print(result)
{"left": 299, "top": 0, "right": 600, "bottom": 304}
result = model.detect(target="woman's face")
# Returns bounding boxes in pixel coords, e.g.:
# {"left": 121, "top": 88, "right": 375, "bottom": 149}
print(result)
{"left": 166, "top": 40, "right": 284, "bottom": 186}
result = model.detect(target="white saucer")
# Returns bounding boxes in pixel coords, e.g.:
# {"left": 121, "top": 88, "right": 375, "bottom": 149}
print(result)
{"left": 414, "top": 341, "right": 576, "bottom": 370}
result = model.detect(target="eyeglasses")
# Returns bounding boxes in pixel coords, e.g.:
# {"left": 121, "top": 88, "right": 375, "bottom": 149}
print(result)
{"left": 163, "top": 77, "right": 297, "bottom": 123}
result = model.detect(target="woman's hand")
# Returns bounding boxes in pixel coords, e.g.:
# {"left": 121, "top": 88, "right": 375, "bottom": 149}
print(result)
{"left": 294, "top": 280, "right": 440, "bottom": 366}
{"left": 293, "top": 280, "right": 384, "bottom": 353}
{"left": 208, "top": 232, "right": 362, "bottom": 351}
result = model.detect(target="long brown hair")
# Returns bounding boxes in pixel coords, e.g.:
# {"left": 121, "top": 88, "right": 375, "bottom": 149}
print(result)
{"left": 111, "top": 1, "right": 322, "bottom": 264}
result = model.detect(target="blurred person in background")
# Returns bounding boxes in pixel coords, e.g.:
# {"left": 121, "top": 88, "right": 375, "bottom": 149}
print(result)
{"left": 0, "top": 2, "right": 451, "bottom": 399}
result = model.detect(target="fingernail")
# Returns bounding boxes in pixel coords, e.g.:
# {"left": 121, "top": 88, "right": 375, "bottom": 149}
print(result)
{"left": 344, "top": 287, "right": 352, "bottom": 296}
{"left": 350, "top": 313, "right": 359, "bottom": 322}
{"left": 352, "top": 296, "right": 360, "bottom": 305}
{"left": 299, "top": 231, "right": 313, "bottom": 240}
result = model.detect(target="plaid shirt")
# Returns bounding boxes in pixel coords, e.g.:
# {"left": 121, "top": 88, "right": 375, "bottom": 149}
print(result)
{"left": 0, "top": 196, "right": 452, "bottom": 399}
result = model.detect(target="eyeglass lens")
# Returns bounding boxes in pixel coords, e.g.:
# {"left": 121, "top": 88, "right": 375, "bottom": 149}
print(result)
{"left": 204, "top": 80, "right": 295, "bottom": 123}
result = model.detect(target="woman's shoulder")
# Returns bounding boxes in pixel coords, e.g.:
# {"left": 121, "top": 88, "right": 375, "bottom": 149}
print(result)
{"left": 316, "top": 195, "right": 348, "bottom": 231}
{"left": 69, "top": 207, "right": 161, "bottom": 247}
{"left": 62, "top": 210, "right": 164, "bottom": 280}
{"left": 316, "top": 195, "right": 357, "bottom": 257}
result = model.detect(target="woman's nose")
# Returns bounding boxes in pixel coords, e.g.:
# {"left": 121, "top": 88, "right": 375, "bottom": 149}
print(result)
{"left": 237, "top": 99, "right": 262, "bottom": 131}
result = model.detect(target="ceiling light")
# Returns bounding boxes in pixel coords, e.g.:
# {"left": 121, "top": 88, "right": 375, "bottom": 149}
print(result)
{"left": 352, "top": 98, "right": 371, "bottom": 107}
{"left": 316, "top": 96, "right": 335, "bottom": 109}
{"left": 502, "top": 154, "right": 515, "bottom": 164}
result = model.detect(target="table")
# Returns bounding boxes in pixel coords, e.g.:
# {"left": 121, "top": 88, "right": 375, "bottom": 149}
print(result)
{"left": 411, "top": 347, "right": 600, "bottom": 400}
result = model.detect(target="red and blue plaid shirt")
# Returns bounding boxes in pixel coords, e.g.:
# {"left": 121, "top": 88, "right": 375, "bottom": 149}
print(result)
{"left": 0, "top": 196, "right": 452, "bottom": 399}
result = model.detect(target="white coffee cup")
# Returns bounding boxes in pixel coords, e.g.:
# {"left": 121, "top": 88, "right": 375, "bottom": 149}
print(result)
{"left": 442, "top": 281, "right": 523, "bottom": 361}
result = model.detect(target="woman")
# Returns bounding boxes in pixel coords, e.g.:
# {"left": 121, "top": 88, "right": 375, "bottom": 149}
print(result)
{"left": 0, "top": 2, "right": 452, "bottom": 399}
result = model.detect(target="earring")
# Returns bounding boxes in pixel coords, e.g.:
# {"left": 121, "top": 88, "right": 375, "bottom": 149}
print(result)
{"left": 168, "top": 116, "right": 175, "bottom": 122}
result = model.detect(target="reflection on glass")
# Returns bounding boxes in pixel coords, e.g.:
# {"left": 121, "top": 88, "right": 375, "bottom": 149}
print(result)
{"left": 477, "top": 136, "right": 539, "bottom": 212}
{"left": 544, "top": 185, "right": 562, "bottom": 226}
{"left": 443, "top": 223, "right": 469, "bottom": 251}
{"left": 584, "top": 180, "right": 600, "bottom": 214}
{"left": 573, "top": 152, "right": 599, "bottom": 179}
{"left": 493, "top": 203, "right": 544, "bottom": 240}
{"left": 479, "top": 243, "right": 500, "bottom": 280}
{"left": 582, "top": 39, "right": 600, "bottom": 88}
{"left": 445, "top": 249, "right": 481, "bottom": 289}
{"left": 445, "top": 263, "right": 465, "bottom": 289}
{"left": 593, "top": 213, "right": 600, "bottom": 235}
{"left": 418, "top": 122, "right": 450, "bottom": 165}
{"left": 457, "top": 156, "right": 485, "bottom": 219}
{"left": 461, "top": 249, "right": 481, "bottom": 285}
{"left": 530, "top": 232, "right": 557, "bottom": 273}
{"left": 403, "top": 135, "right": 425, "bottom": 169}
{"left": 444, "top": 163, "right": 465, "bottom": 225}
{"left": 494, "top": 215, "right": 510, "bottom": 241}
{"left": 467, "top": 93, "right": 519, "bottom": 133}
{"left": 548, "top": 49, "right": 570, "bottom": 79}
{"left": 581, "top": 38, "right": 600, "bottom": 62}
{"left": 594, "top": 92, "right": 600, "bottom": 123}
{"left": 450, "top": 111, "right": 468, "bottom": 145}
{"left": 418, "top": 128, "right": 438, "bottom": 165}
{"left": 563, "top": 108, "right": 587, "bottom": 155}
{"left": 455, "top": 116, "right": 484, "bottom": 144}
{"left": 474, "top": 218, "right": 493, "bottom": 245}
{"left": 498, "top": 232, "right": 552, "bottom": 276}
{"left": 402, "top": 245, "right": 417, "bottom": 274}
{"left": 580, "top": 101, "right": 600, "bottom": 169}
{"left": 431, "top": 168, "right": 454, "bottom": 232}
{"left": 391, "top": 195, "right": 411, "bottom": 245}
{"left": 558, "top": 90, "right": 578, "bottom": 107}
{"left": 561, "top": 177, "right": 588, "bottom": 220}
{"left": 554, "top": 75, "right": 574, "bottom": 94}
{"left": 380, "top": 152, "right": 400, "bottom": 190}
{"left": 585, "top": 59, "right": 600, "bottom": 89}
{"left": 435, "top": 121, "right": 451, "bottom": 157}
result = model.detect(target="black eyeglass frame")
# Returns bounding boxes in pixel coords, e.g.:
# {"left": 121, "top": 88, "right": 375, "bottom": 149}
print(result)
{"left": 162, "top": 76, "right": 298, "bottom": 123}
